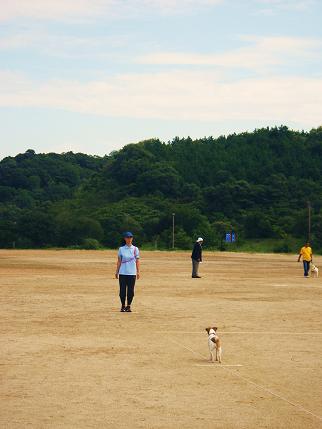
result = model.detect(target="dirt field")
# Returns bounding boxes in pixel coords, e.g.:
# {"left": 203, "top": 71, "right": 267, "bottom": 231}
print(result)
{"left": 1, "top": 250, "right": 322, "bottom": 429}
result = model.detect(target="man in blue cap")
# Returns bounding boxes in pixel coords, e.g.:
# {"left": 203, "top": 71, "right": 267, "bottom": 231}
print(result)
{"left": 115, "top": 232, "right": 140, "bottom": 312}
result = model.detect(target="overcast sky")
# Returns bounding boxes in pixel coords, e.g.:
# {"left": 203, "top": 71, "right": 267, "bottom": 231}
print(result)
{"left": 1, "top": 0, "right": 322, "bottom": 159}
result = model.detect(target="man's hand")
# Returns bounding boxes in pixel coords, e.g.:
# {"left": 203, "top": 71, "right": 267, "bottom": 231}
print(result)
{"left": 115, "top": 273, "right": 119, "bottom": 279}
{"left": 137, "top": 273, "right": 140, "bottom": 280}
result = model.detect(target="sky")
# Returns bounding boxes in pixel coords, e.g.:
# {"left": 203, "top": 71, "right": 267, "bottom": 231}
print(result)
{"left": 1, "top": 0, "right": 322, "bottom": 159}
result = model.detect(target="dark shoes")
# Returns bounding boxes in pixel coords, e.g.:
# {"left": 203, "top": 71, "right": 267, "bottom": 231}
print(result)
{"left": 120, "top": 306, "right": 126, "bottom": 312}
{"left": 125, "top": 306, "right": 132, "bottom": 312}
{"left": 192, "top": 275, "right": 201, "bottom": 278}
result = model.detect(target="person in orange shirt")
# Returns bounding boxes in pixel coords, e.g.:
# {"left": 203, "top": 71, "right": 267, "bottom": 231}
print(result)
{"left": 297, "top": 242, "right": 313, "bottom": 277}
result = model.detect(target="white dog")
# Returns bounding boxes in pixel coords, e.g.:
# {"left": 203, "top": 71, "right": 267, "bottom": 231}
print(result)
{"left": 311, "top": 264, "right": 319, "bottom": 277}
{"left": 205, "top": 327, "right": 222, "bottom": 363}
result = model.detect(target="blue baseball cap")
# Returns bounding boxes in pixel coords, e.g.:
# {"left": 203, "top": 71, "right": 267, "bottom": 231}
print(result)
{"left": 123, "top": 231, "right": 133, "bottom": 238}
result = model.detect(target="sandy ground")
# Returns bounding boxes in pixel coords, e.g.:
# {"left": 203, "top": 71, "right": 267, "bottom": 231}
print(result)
{"left": 0, "top": 249, "right": 322, "bottom": 429}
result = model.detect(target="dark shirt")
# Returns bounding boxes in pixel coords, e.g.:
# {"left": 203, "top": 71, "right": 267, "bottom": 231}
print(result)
{"left": 191, "top": 242, "right": 202, "bottom": 261}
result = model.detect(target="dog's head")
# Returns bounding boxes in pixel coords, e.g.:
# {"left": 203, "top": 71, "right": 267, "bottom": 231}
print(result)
{"left": 206, "top": 327, "right": 218, "bottom": 335}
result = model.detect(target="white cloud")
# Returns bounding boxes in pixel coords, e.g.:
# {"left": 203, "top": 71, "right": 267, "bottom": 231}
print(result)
{"left": 0, "top": 0, "right": 105, "bottom": 22}
{"left": 1, "top": 31, "right": 319, "bottom": 71}
{"left": 135, "top": 0, "right": 222, "bottom": 13}
{"left": 0, "top": 30, "right": 130, "bottom": 60}
{"left": 256, "top": 0, "right": 316, "bottom": 14}
{"left": 258, "top": 0, "right": 314, "bottom": 8}
{"left": 0, "top": 70, "right": 321, "bottom": 126}
{"left": 137, "top": 36, "right": 322, "bottom": 70}
{"left": 0, "top": 0, "right": 223, "bottom": 22}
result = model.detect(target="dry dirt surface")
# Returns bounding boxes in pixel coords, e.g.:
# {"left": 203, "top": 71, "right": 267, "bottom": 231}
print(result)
{"left": 1, "top": 249, "right": 322, "bottom": 429}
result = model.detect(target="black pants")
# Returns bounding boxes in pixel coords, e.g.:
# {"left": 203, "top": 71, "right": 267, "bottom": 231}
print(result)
{"left": 192, "top": 259, "right": 200, "bottom": 277}
{"left": 119, "top": 275, "right": 136, "bottom": 306}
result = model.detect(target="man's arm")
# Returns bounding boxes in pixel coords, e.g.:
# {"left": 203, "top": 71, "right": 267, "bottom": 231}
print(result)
{"left": 136, "top": 258, "right": 140, "bottom": 279}
{"left": 191, "top": 243, "right": 197, "bottom": 259}
{"left": 297, "top": 251, "right": 302, "bottom": 262}
{"left": 115, "top": 256, "right": 121, "bottom": 278}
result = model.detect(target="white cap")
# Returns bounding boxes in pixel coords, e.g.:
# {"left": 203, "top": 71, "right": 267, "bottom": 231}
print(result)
{"left": 197, "top": 237, "right": 203, "bottom": 242}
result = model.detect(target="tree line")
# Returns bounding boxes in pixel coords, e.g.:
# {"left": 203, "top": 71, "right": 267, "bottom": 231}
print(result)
{"left": 1, "top": 126, "right": 322, "bottom": 251}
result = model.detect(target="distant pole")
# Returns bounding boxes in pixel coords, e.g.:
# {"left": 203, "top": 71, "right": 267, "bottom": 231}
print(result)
{"left": 172, "top": 213, "right": 175, "bottom": 249}
{"left": 308, "top": 201, "right": 311, "bottom": 242}
{"left": 12, "top": 221, "right": 16, "bottom": 249}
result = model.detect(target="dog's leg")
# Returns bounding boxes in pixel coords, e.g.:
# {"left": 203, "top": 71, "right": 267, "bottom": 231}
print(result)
{"left": 218, "top": 347, "right": 222, "bottom": 363}
{"left": 215, "top": 348, "right": 218, "bottom": 362}
{"left": 210, "top": 351, "right": 215, "bottom": 363}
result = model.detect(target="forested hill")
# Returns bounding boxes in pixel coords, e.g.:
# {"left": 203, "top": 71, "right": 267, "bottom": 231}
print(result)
{"left": 1, "top": 126, "right": 322, "bottom": 251}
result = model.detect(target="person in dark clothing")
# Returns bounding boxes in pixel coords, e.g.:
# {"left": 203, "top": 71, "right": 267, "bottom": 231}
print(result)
{"left": 191, "top": 237, "right": 203, "bottom": 278}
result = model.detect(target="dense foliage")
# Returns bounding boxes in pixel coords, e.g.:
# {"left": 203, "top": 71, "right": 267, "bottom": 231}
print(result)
{"left": 1, "top": 126, "right": 322, "bottom": 251}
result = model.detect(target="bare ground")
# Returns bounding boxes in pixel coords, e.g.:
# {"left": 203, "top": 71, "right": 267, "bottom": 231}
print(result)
{"left": 0, "top": 249, "right": 322, "bottom": 429}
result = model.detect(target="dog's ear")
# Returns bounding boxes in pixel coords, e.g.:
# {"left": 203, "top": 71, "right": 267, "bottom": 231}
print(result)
{"left": 205, "top": 327, "right": 210, "bottom": 333}
{"left": 212, "top": 327, "right": 218, "bottom": 331}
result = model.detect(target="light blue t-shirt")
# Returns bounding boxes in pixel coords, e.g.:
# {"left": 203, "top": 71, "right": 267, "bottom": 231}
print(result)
{"left": 118, "top": 245, "right": 140, "bottom": 275}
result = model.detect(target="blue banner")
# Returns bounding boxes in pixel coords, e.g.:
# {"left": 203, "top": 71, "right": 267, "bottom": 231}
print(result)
{"left": 225, "top": 231, "right": 236, "bottom": 243}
